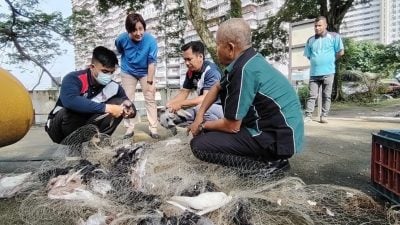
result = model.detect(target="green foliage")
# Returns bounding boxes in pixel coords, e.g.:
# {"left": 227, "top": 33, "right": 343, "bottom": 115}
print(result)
{"left": 375, "top": 40, "right": 400, "bottom": 77}
{"left": 69, "top": 9, "right": 101, "bottom": 55}
{"left": 229, "top": 0, "right": 242, "bottom": 18}
{"left": 254, "top": 0, "right": 373, "bottom": 100}
{"left": 253, "top": 0, "right": 368, "bottom": 61}
{"left": 340, "top": 38, "right": 386, "bottom": 74}
{"left": 297, "top": 85, "right": 309, "bottom": 109}
{"left": 0, "top": 4, "right": 72, "bottom": 65}
{"left": 340, "top": 37, "right": 400, "bottom": 102}
{"left": 345, "top": 88, "right": 388, "bottom": 103}
{"left": 154, "top": 0, "right": 186, "bottom": 58}
{"left": 0, "top": 0, "right": 73, "bottom": 86}
{"left": 252, "top": 0, "right": 317, "bottom": 62}
{"left": 97, "top": 0, "right": 146, "bottom": 13}
{"left": 340, "top": 39, "right": 399, "bottom": 83}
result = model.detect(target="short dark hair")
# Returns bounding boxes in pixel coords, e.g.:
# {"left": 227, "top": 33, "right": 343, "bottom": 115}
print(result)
{"left": 315, "top": 16, "right": 327, "bottom": 23}
{"left": 92, "top": 46, "right": 118, "bottom": 68}
{"left": 181, "top": 41, "right": 205, "bottom": 57}
{"left": 125, "top": 13, "right": 146, "bottom": 33}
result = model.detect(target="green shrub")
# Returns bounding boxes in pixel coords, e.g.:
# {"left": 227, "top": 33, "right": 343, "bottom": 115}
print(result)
{"left": 297, "top": 85, "right": 309, "bottom": 109}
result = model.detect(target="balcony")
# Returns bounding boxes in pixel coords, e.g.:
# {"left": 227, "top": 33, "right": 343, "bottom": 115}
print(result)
{"left": 201, "top": 0, "right": 223, "bottom": 9}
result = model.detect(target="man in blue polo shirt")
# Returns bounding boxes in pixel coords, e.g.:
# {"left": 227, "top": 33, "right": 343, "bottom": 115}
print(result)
{"left": 159, "top": 41, "right": 223, "bottom": 133}
{"left": 188, "top": 18, "right": 304, "bottom": 176}
{"left": 304, "top": 16, "right": 344, "bottom": 123}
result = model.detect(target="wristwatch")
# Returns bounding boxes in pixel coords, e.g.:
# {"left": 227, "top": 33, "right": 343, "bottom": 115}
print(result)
{"left": 147, "top": 80, "right": 153, "bottom": 85}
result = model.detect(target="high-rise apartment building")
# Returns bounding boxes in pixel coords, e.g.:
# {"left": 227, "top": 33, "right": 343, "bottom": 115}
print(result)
{"left": 381, "top": 0, "right": 400, "bottom": 44}
{"left": 70, "top": 0, "right": 284, "bottom": 88}
{"left": 340, "top": 0, "right": 381, "bottom": 42}
{"left": 340, "top": 0, "right": 399, "bottom": 45}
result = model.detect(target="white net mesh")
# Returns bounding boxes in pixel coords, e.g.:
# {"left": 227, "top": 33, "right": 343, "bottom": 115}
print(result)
{"left": 0, "top": 125, "right": 397, "bottom": 224}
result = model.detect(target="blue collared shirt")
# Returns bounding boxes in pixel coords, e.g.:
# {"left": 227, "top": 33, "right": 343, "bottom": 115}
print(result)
{"left": 115, "top": 32, "right": 158, "bottom": 77}
{"left": 304, "top": 32, "right": 344, "bottom": 76}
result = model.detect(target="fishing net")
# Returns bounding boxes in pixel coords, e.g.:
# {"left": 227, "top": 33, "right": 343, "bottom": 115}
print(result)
{"left": 3, "top": 124, "right": 397, "bottom": 224}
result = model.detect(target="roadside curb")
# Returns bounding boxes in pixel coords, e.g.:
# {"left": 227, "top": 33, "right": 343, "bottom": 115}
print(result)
{"left": 329, "top": 116, "right": 400, "bottom": 123}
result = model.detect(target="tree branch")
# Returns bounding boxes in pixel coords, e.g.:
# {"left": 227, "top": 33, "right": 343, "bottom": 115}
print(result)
{"left": 11, "top": 35, "right": 60, "bottom": 87}
{"left": 4, "top": 0, "right": 17, "bottom": 30}
{"left": 4, "top": 0, "right": 73, "bottom": 43}
{"left": 31, "top": 69, "right": 45, "bottom": 91}
{"left": 184, "top": 0, "right": 219, "bottom": 66}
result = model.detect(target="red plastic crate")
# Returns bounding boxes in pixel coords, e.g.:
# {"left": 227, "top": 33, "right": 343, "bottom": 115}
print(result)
{"left": 371, "top": 130, "right": 400, "bottom": 204}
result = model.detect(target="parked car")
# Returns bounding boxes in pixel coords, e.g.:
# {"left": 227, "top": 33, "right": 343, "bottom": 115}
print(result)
{"left": 381, "top": 79, "right": 400, "bottom": 95}
{"left": 386, "top": 82, "right": 400, "bottom": 93}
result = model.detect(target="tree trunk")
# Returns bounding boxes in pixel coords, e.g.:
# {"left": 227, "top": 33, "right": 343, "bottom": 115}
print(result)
{"left": 319, "top": 0, "right": 355, "bottom": 101}
{"left": 230, "top": 0, "right": 242, "bottom": 18}
{"left": 332, "top": 61, "right": 344, "bottom": 101}
{"left": 184, "top": 0, "right": 218, "bottom": 65}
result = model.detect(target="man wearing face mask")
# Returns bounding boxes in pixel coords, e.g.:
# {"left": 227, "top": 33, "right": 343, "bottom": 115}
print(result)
{"left": 45, "top": 46, "right": 136, "bottom": 144}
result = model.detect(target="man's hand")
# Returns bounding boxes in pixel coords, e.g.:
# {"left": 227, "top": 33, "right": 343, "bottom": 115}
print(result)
{"left": 121, "top": 100, "right": 136, "bottom": 118}
{"left": 105, "top": 104, "right": 124, "bottom": 118}
{"left": 167, "top": 102, "right": 182, "bottom": 113}
{"left": 188, "top": 119, "right": 204, "bottom": 137}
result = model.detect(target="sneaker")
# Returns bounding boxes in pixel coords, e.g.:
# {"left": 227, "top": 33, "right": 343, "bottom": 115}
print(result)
{"left": 320, "top": 116, "right": 328, "bottom": 123}
{"left": 150, "top": 132, "right": 160, "bottom": 139}
{"left": 304, "top": 115, "right": 312, "bottom": 123}
{"left": 123, "top": 128, "right": 134, "bottom": 139}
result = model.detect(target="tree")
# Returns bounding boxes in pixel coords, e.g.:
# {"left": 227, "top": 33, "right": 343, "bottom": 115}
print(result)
{"left": 0, "top": 0, "right": 73, "bottom": 87}
{"left": 154, "top": 0, "right": 187, "bottom": 87}
{"left": 340, "top": 38, "right": 386, "bottom": 74}
{"left": 253, "top": 0, "right": 317, "bottom": 61}
{"left": 253, "top": 0, "right": 372, "bottom": 100}
{"left": 375, "top": 40, "right": 400, "bottom": 77}
{"left": 95, "top": 0, "right": 250, "bottom": 65}
{"left": 338, "top": 39, "right": 400, "bottom": 101}
{"left": 68, "top": 9, "right": 101, "bottom": 60}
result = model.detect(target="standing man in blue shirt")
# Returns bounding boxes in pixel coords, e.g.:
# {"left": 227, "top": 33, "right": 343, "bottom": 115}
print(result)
{"left": 304, "top": 16, "right": 344, "bottom": 123}
{"left": 115, "top": 13, "right": 159, "bottom": 139}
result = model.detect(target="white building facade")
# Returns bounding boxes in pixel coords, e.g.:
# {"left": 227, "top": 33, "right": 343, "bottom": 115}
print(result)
{"left": 340, "top": 0, "right": 399, "bottom": 45}
{"left": 381, "top": 0, "right": 400, "bottom": 44}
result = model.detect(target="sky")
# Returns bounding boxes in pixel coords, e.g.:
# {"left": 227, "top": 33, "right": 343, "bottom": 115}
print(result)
{"left": 0, "top": 0, "right": 75, "bottom": 90}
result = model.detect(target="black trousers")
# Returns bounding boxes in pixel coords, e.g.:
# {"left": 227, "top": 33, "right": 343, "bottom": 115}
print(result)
{"left": 190, "top": 129, "right": 285, "bottom": 171}
{"left": 46, "top": 98, "right": 124, "bottom": 144}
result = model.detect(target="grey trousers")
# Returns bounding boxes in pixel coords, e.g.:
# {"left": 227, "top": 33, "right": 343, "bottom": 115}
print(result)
{"left": 305, "top": 75, "right": 334, "bottom": 117}
{"left": 183, "top": 103, "right": 224, "bottom": 122}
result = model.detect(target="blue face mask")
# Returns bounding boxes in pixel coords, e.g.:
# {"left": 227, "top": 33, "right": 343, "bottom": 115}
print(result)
{"left": 95, "top": 72, "right": 112, "bottom": 85}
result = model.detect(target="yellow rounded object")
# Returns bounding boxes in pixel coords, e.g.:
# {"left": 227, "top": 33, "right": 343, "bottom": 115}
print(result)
{"left": 0, "top": 68, "right": 33, "bottom": 147}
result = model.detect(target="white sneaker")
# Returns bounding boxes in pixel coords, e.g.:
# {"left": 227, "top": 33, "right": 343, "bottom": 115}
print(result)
{"left": 320, "top": 116, "right": 328, "bottom": 123}
{"left": 304, "top": 116, "right": 312, "bottom": 123}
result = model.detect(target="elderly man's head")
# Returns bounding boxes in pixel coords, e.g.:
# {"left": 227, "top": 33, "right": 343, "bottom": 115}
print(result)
{"left": 216, "top": 18, "right": 252, "bottom": 65}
